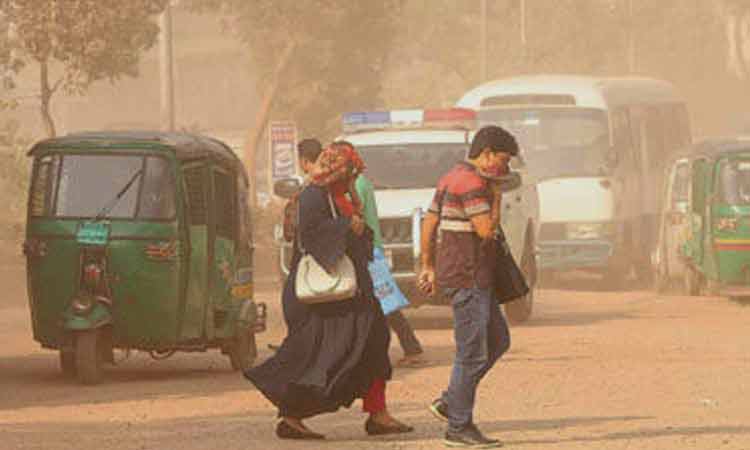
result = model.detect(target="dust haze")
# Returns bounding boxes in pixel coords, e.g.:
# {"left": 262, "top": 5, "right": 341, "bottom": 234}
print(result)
{"left": 2, "top": 2, "right": 750, "bottom": 449}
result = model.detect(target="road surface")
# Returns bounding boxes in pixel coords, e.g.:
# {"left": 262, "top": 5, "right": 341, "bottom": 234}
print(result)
{"left": 2, "top": 246, "right": 750, "bottom": 450}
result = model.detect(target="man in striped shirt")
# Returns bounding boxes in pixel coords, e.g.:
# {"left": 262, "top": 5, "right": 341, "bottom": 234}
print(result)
{"left": 419, "top": 126, "right": 518, "bottom": 448}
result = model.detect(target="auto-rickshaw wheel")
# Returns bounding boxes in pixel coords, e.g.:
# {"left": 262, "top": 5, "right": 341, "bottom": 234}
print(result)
{"left": 229, "top": 328, "right": 257, "bottom": 371}
{"left": 75, "top": 330, "right": 103, "bottom": 385}
{"left": 59, "top": 350, "right": 76, "bottom": 377}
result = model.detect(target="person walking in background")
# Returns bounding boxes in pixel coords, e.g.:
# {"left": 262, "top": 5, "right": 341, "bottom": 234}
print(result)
{"left": 279, "top": 138, "right": 324, "bottom": 332}
{"left": 418, "top": 126, "right": 517, "bottom": 448}
{"left": 332, "top": 140, "right": 427, "bottom": 367}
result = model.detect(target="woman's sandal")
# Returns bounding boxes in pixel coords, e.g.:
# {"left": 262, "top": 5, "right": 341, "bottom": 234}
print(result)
{"left": 364, "top": 417, "right": 414, "bottom": 436}
{"left": 276, "top": 419, "right": 325, "bottom": 440}
{"left": 396, "top": 355, "right": 429, "bottom": 368}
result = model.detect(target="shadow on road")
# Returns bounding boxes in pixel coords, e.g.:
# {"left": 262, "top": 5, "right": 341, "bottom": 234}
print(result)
{"left": 0, "top": 352, "right": 259, "bottom": 412}
{"left": 505, "top": 424, "right": 750, "bottom": 446}
{"left": 332, "top": 413, "right": 655, "bottom": 444}
{"left": 520, "top": 308, "right": 637, "bottom": 328}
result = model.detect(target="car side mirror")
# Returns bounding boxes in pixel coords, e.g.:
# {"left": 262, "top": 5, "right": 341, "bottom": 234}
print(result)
{"left": 273, "top": 177, "right": 303, "bottom": 199}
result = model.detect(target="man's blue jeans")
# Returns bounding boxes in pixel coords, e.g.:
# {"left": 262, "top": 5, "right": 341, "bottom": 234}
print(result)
{"left": 441, "top": 287, "right": 511, "bottom": 431}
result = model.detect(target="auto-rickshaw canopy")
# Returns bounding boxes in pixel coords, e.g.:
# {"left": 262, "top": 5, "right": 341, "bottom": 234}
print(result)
{"left": 28, "top": 131, "right": 249, "bottom": 187}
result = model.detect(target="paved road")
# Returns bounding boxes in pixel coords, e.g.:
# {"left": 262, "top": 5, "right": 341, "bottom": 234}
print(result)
{"left": 2, "top": 253, "right": 750, "bottom": 450}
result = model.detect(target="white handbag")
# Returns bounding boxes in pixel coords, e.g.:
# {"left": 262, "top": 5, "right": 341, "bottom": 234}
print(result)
{"left": 294, "top": 194, "right": 358, "bottom": 304}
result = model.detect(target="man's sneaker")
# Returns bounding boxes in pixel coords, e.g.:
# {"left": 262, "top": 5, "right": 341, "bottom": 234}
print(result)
{"left": 444, "top": 424, "right": 503, "bottom": 448}
{"left": 429, "top": 398, "right": 449, "bottom": 422}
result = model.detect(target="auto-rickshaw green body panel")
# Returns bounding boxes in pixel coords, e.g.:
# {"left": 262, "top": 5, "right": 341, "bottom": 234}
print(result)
{"left": 673, "top": 138, "right": 750, "bottom": 297}
{"left": 24, "top": 132, "right": 263, "bottom": 366}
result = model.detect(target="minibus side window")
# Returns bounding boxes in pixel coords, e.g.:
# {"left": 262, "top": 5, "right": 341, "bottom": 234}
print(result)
{"left": 29, "top": 155, "right": 59, "bottom": 217}
{"left": 643, "top": 106, "right": 665, "bottom": 168}
{"left": 662, "top": 104, "right": 691, "bottom": 153}
{"left": 183, "top": 165, "right": 208, "bottom": 226}
{"left": 138, "top": 157, "right": 176, "bottom": 220}
{"left": 213, "top": 170, "right": 236, "bottom": 239}
{"left": 671, "top": 163, "right": 690, "bottom": 209}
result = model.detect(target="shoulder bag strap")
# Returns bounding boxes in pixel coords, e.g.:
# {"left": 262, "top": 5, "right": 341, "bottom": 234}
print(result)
{"left": 296, "top": 197, "right": 305, "bottom": 254}
{"left": 298, "top": 191, "right": 339, "bottom": 254}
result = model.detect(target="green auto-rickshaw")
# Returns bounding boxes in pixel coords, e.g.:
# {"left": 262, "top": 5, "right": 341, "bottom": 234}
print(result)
{"left": 658, "top": 137, "right": 750, "bottom": 300}
{"left": 23, "top": 131, "right": 265, "bottom": 384}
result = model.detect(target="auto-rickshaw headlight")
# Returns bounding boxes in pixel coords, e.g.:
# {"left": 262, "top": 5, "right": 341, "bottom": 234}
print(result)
{"left": 71, "top": 294, "right": 94, "bottom": 315}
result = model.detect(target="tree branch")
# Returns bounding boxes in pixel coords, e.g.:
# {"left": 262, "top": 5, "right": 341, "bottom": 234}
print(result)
{"left": 242, "top": 39, "right": 297, "bottom": 208}
{"left": 51, "top": 76, "right": 64, "bottom": 94}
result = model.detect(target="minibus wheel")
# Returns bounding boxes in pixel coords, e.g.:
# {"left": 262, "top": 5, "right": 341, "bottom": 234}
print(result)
{"left": 229, "top": 328, "right": 257, "bottom": 371}
{"left": 75, "top": 330, "right": 103, "bottom": 385}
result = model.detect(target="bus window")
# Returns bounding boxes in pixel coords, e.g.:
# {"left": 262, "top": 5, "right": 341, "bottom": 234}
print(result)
{"left": 644, "top": 106, "right": 665, "bottom": 168}
{"left": 662, "top": 104, "right": 691, "bottom": 153}
{"left": 671, "top": 163, "right": 690, "bottom": 210}
{"left": 612, "top": 108, "right": 632, "bottom": 157}
{"left": 628, "top": 106, "right": 645, "bottom": 167}
{"left": 675, "top": 104, "right": 692, "bottom": 147}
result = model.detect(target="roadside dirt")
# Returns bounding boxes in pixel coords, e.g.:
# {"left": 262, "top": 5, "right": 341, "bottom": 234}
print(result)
{"left": 2, "top": 248, "right": 750, "bottom": 450}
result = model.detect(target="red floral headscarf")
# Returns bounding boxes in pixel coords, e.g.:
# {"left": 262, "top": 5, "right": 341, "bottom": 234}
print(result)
{"left": 311, "top": 142, "right": 365, "bottom": 217}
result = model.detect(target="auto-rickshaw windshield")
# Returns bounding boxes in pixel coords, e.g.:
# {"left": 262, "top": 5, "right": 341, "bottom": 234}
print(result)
{"left": 37, "top": 153, "right": 176, "bottom": 220}
{"left": 719, "top": 158, "right": 750, "bottom": 206}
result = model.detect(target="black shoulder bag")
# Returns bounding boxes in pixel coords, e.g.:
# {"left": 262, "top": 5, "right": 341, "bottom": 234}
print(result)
{"left": 492, "top": 226, "right": 530, "bottom": 304}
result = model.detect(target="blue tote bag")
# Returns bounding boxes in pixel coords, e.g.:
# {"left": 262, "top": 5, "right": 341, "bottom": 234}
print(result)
{"left": 368, "top": 248, "right": 410, "bottom": 315}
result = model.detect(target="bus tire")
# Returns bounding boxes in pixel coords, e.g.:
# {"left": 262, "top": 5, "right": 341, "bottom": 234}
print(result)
{"left": 229, "top": 329, "right": 257, "bottom": 371}
{"left": 75, "top": 330, "right": 103, "bottom": 385}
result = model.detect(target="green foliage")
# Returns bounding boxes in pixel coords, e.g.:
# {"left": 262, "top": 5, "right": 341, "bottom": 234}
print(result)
{"left": 2, "top": 0, "right": 168, "bottom": 93}
{"left": 1, "top": 0, "right": 168, "bottom": 136}
{"left": 187, "top": 0, "right": 403, "bottom": 139}
{"left": 0, "top": 118, "right": 32, "bottom": 223}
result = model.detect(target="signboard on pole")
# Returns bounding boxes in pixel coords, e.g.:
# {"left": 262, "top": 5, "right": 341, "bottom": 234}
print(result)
{"left": 268, "top": 121, "right": 298, "bottom": 194}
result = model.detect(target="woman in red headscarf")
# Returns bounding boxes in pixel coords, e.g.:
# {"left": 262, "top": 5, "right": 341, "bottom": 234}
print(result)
{"left": 311, "top": 141, "right": 367, "bottom": 216}
{"left": 246, "top": 140, "right": 412, "bottom": 440}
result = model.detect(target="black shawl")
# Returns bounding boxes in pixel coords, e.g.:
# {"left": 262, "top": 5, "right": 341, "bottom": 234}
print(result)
{"left": 244, "top": 184, "right": 391, "bottom": 418}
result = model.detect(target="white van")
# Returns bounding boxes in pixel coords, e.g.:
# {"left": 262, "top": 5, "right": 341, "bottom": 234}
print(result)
{"left": 457, "top": 75, "right": 691, "bottom": 285}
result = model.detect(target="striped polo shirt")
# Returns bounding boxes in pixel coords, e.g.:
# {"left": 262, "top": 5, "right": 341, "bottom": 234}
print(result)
{"left": 429, "top": 162, "right": 498, "bottom": 290}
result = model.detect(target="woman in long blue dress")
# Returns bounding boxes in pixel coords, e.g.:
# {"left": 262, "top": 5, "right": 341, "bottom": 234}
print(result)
{"left": 244, "top": 182, "right": 412, "bottom": 440}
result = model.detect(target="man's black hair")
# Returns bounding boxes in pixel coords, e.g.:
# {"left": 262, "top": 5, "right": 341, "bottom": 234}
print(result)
{"left": 468, "top": 125, "right": 519, "bottom": 159}
{"left": 298, "top": 138, "right": 323, "bottom": 163}
{"left": 331, "top": 139, "right": 354, "bottom": 149}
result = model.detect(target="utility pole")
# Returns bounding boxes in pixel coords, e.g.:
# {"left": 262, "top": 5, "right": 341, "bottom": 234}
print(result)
{"left": 159, "top": 2, "right": 175, "bottom": 132}
{"left": 520, "top": 0, "right": 528, "bottom": 71}
{"left": 627, "top": 0, "right": 636, "bottom": 73}
{"left": 480, "top": 0, "right": 487, "bottom": 83}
